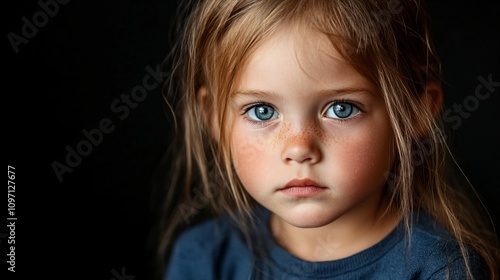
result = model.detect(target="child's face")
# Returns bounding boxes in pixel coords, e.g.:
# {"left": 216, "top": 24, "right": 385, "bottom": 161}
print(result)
{"left": 228, "top": 25, "right": 395, "bottom": 228}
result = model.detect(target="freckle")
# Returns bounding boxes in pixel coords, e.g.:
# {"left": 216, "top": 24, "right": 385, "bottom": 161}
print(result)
{"left": 273, "top": 122, "right": 290, "bottom": 147}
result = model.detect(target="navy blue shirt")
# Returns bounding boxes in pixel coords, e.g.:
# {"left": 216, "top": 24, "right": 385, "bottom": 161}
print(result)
{"left": 165, "top": 209, "right": 483, "bottom": 279}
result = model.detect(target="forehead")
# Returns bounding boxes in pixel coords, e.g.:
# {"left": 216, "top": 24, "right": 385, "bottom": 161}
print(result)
{"left": 235, "top": 24, "right": 373, "bottom": 94}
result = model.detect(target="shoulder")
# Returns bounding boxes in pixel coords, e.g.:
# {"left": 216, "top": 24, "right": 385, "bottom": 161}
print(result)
{"left": 167, "top": 216, "right": 237, "bottom": 262}
{"left": 173, "top": 217, "right": 231, "bottom": 252}
{"left": 164, "top": 216, "right": 253, "bottom": 280}
{"left": 403, "top": 212, "right": 483, "bottom": 279}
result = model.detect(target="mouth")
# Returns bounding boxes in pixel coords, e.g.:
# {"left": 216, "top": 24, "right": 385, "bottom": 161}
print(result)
{"left": 278, "top": 178, "right": 328, "bottom": 198}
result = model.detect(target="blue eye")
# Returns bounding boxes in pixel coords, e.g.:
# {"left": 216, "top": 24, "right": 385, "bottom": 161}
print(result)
{"left": 246, "top": 104, "right": 278, "bottom": 121}
{"left": 325, "top": 102, "right": 360, "bottom": 119}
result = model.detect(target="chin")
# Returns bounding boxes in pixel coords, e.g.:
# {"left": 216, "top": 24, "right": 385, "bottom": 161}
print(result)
{"left": 280, "top": 205, "right": 339, "bottom": 228}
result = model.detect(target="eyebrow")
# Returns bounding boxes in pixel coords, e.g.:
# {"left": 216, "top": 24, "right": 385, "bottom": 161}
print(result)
{"left": 232, "top": 89, "right": 281, "bottom": 99}
{"left": 232, "top": 88, "right": 374, "bottom": 98}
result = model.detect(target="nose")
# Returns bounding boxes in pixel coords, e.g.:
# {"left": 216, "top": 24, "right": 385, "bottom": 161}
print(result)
{"left": 281, "top": 124, "right": 321, "bottom": 165}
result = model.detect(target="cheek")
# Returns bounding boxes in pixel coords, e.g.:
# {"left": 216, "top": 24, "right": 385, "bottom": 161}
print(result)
{"left": 328, "top": 122, "right": 394, "bottom": 192}
{"left": 230, "top": 124, "right": 273, "bottom": 189}
{"left": 232, "top": 129, "right": 266, "bottom": 167}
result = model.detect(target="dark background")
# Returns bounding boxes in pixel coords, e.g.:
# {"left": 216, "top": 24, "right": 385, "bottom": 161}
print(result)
{"left": 4, "top": 0, "right": 499, "bottom": 279}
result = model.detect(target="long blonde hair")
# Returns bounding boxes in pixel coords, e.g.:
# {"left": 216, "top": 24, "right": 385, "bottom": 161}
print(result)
{"left": 152, "top": 0, "right": 499, "bottom": 279}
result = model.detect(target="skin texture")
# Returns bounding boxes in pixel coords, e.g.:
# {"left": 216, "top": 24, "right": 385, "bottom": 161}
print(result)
{"left": 227, "top": 24, "right": 399, "bottom": 261}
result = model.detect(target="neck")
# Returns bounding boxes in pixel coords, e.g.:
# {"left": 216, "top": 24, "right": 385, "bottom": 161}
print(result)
{"left": 269, "top": 196, "right": 401, "bottom": 261}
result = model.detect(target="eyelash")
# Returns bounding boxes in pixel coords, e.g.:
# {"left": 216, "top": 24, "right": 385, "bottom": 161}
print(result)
{"left": 241, "top": 99, "right": 362, "bottom": 125}
{"left": 323, "top": 99, "right": 363, "bottom": 122}
{"left": 241, "top": 100, "right": 277, "bottom": 126}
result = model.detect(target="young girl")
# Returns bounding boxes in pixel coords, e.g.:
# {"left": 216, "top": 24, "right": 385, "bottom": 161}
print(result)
{"left": 155, "top": 0, "right": 499, "bottom": 279}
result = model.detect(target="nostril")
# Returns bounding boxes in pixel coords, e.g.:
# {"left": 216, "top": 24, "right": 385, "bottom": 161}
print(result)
{"left": 285, "top": 156, "right": 314, "bottom": 163}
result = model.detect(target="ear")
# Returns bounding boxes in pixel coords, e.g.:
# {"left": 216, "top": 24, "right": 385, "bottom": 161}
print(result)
{"left": 422, "top": 81, "right": 443, "bottom": 118}
{"left": 197, "top": 86, "right": 220, "bottom": 142}
{"left": 416, "top": 81, "right": 443, "bottom": 136}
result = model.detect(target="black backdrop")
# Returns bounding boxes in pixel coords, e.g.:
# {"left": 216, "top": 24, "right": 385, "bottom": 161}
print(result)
{"left": 4, "top": 1, "right": 499, "bottom": 279}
